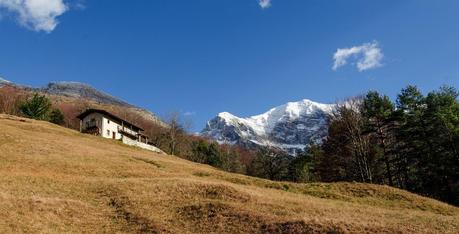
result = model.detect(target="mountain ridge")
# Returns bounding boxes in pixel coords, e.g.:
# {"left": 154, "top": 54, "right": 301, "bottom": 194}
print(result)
{"left": 0, "top": 79, "right": 166, "bottom": 127}
{"left": 41, "top": 81, "right": 132, "bottom": 107}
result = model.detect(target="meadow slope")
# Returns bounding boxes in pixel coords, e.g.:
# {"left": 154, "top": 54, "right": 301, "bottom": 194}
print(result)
{"left": 0, "top": 114, "right": 458, "bottom": 233}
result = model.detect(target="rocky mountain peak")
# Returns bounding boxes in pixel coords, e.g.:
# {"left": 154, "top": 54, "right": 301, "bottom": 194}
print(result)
{"left": 201, "top": 99, "right": 335, "bottom": 155}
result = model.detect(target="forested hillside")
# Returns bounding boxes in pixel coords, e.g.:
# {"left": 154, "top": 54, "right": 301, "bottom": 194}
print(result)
{"left": 310, "top": 85, "right": 459, "bottom": 206}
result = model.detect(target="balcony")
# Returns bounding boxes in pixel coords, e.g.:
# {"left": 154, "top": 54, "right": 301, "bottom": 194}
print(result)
{"left": 82, "top": 121, "right": 100, "bottom": 135}
{"left": 85, "top": 121, "right": 98, "bottom": 129}
{"left": 118, "top": 126, "right": 138, "bottom": 137}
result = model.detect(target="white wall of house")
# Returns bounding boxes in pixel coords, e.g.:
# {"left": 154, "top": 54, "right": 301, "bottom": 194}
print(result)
{"left": 101, "top": 116, "right": 123, "bottom": 140}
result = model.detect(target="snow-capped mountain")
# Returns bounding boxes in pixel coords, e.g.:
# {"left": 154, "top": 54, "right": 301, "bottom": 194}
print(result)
{"left": 201, "top": 99, "right": 335, "bottom": 155}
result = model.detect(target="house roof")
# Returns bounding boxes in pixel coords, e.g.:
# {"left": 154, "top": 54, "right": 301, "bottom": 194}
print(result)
{"left": 76, "top": 108, "right": 144, "bottom": 131}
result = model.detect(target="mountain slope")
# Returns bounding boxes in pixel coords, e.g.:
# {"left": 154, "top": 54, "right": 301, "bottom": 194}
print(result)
{"left": 201, "top": 99, "right": 334, "bottom": 155}
{"left": 39, "top": 81, "right": 166, "bottom": 125}
{"left": 41, "top": 81, "right": 131, "bottom": 106}
{"left": 1, "top": 114, "right": 458, "bottom": 233}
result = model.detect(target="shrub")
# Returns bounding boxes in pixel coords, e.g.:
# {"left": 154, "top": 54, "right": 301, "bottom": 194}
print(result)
{"left": 49, "top": 108, "right": 65, "bottom": 125}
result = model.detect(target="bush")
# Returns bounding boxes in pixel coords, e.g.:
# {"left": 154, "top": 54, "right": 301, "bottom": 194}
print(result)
{"left": 49, "top": 108, "right": 65, "bottom": 125}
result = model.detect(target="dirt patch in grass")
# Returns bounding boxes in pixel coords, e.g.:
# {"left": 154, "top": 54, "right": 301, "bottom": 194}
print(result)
{"left": 193, "top": 171, "right": 212, "bottom": 177}
{"left": 97, "top": 187, "right": 167, "bottom": 234}
{"left": 260, "top": 220, "right": 402, "bottom": 234}
{"left": 260, "top": 220, "right": 343, "bottom": 234}
{"left": 132, "top": 156, "right": 163, "bottom": 168}
{"left": 178, "top": 201, "right": 266, "bottom": 233}
{"left": 197, "top": 184, "right": 252, "bottom": 202}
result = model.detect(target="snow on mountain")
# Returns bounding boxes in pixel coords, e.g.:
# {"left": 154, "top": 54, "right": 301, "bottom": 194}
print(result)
{"left": 201, "top": 99, "right": 335, "bottom": 155}
{"left": 0, "top": 77, "right": 12, "bottom": 86}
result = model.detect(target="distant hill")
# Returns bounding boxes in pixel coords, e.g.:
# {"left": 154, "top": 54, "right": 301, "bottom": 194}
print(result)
{"left": 41, "top": 81, "right": 131, "bottom": 107}
{"left": 0, "top": 114, "right": 457, "bottom": 233}
{"left": 201, "top": 99, "right": 334, "bottom": 155}
{"left": 0, "top": 79, "right": 166, "bottom": 128}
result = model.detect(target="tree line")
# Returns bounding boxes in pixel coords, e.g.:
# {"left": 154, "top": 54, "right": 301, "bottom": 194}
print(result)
{"left": 308, "top": 85, "right": 459, "bottom": 205}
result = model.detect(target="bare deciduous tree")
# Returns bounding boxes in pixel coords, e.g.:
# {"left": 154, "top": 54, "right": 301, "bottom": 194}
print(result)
{"left": 0, "top": 86, "right": 27, "bottom": 115}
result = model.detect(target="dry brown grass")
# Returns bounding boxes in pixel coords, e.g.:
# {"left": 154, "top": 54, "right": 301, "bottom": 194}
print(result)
{"left": 0, "top": 114, "right": 458, "bottom": 233}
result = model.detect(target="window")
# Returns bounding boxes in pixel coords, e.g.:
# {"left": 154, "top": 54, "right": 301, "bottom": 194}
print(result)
{"left": 107, "top": 119, "right": 110, "bottom": 124}
{"left": 107, "top": 130, "right": 110, "bottom": 136}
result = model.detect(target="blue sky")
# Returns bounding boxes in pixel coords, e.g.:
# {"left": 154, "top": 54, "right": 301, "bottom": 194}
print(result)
{"left": 1, "top": 0, "right": 459, "bottom": 131}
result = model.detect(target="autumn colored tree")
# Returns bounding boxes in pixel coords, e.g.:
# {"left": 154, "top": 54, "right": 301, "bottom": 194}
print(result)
{"left": 0, "top": 85, "right": 27, "bottom": 115}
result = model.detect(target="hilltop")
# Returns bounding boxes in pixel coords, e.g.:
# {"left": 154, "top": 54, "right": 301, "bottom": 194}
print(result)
{"left": 0, "top": 114, "right": 458, "bottom": 233}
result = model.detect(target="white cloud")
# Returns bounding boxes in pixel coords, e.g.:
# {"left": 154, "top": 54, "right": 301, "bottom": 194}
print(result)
{"left": 0, "top": 0, "right": 68, "bottom": 33}
{"left": 258, "top": 0, "right": 271, "bottom": 9}
{"left": 333, "top": 41, "right": 383, "bottom": 72}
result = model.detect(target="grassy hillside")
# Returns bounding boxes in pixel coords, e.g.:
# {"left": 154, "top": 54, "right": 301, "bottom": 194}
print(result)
{"left": 0, "top": 114, "right": 458, "bottom": 233}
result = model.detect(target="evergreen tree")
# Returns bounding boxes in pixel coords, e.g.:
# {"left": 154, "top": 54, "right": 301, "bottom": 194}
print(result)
{"left": 288, "top": 145, "right": 319, "bottom": 182}
{"left": 395, "top": 85, "right": 430, "bottom": 193}
{"left": 206, "top": 143, "right": 223, "bottom": 167}
{"left": 422, "top": 86, "right": 459, "bottom": 203}
{"left": 190, "top": 140, "right": 212, "bottom": 164}
{"left": 362, "top": 91, "right": 396, "bottom": 186}
{"left": 19, "top": 93, "right": 52, "bottom": 120}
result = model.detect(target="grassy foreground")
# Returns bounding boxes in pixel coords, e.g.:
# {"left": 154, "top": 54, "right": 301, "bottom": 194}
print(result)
{"left": 0, "top": 114, "right": 458, "bottom": 233}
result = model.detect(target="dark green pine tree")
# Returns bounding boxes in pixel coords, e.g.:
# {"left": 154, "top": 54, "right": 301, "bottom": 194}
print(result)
{"left": 394, "top": 86, "right": 428, "bottom": 192}
{"left": 422, "top": 86, "right": 459, "bottom": 204}
{"left": 19, "top": 93, "right": 52, "bottom": 120}
{"left": 362, "top": 91, "right": 396, "bottom": 186}
{"left": 205, "top": 143, "right": 223, "bottom": 167}
{"left": 288, "top": 144, "right": 320, "bottom": 182}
